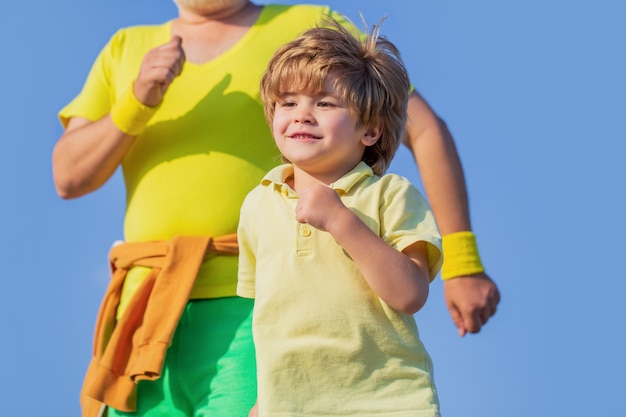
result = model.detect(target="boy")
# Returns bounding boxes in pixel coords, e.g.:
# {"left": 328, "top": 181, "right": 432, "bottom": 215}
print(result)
{"left": 237, "top": 19, "right": 443, "bottom": 417}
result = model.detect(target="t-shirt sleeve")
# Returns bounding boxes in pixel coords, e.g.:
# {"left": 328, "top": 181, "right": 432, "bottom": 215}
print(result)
{"left": 380, "top": 177, "right": 443, "bottom": 281}
{"left": 58, "top": 32, "right": 120, "bottom": 128}
{"left": 236, "top": 190, "right": 259, "bottom": 299}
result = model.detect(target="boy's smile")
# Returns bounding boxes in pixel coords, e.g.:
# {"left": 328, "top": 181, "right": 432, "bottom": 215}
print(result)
{"left": 272, "top": 76, "right": 380, "bottom": 186}
{"left": 287, "top": 131, "right": 322, "bottom": 142}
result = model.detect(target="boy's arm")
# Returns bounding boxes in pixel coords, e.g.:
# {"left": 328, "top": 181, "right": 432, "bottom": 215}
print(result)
{"left": 404, "top": 90, "right": 500, "bottom": 335}
{"left": 248, "top": 400, "right": 258, "bottom": 417}
{"left": 296, "top": 184, "right": 430, "bottom": 315}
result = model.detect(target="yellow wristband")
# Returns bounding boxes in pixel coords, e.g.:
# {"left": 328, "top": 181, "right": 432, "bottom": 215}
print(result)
{"left": 110, "top": 87, "right": 158, "bottom": 136}
{"left": 441, "top": 231, "right": 485, "bottom": 280}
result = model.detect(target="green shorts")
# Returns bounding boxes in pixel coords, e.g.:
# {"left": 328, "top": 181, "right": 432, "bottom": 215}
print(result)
{"left": 108, "top": 297, "right": 256, "bottom": 417}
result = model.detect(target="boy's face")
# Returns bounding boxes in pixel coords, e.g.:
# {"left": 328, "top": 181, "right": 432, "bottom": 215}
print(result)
{"left": 271, "top": 76, "right": 380, "bottom": 181}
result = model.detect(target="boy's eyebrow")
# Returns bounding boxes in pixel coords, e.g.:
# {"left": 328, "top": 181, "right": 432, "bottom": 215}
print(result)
{"left": 279, "top": 89, "right": 335, "bottom": 97}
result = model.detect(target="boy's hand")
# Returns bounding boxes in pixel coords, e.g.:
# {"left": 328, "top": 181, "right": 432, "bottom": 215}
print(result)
{"left": 133, "top": 36, "right": 186, "bottom": 107}
{"left": 295, "top": 184, "right": 346, "bottom": 231}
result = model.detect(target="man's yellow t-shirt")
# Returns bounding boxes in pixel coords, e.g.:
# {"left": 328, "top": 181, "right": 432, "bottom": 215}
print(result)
{"left": 59, "top": 5, "right": 354, "bottom": 312}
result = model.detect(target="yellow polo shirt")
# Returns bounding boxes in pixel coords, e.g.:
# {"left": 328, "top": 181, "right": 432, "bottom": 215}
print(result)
{"left": 238, "top": 162, "right": 443, "bottom": 416}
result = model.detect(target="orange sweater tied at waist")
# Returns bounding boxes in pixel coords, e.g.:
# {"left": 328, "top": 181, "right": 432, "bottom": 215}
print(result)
{"left": 80, "top": 235, "right": 239, "bottom": 417}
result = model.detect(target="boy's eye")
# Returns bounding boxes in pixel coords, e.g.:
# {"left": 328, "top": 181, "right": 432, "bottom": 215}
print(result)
{"left": 317, "top": 101, "right": 333, "bottom": 107}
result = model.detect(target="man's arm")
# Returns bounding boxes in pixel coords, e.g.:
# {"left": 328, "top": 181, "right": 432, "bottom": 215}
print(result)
{"left": 52, "top": 36, "right": 185, "bottom": 199}
{"left": 52, "top": 116, "right": 138, "bottom": 199}
{"left": 404, "top": 90, "right": 500, "bottom": 336}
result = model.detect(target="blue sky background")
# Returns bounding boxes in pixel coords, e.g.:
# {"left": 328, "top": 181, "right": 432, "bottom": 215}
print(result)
{"left": 2, "top": 0, "right": 624, "bottom": 415}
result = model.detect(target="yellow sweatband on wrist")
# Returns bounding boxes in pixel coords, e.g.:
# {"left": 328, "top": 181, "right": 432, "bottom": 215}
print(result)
{"left": 441, "top": 231, "right": 485, "bottom": 280}
{"left": 110, "top": 87, "right": 158, "bottom": 136}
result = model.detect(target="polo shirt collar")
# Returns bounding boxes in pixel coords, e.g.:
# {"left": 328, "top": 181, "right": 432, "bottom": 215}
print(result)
{"left": 260, "top": 161, "right": 374, "bottom": 194}
{"left": 261, "top": 164, "right": 294, "bottom": 187}
{"left": 331, "top": 162, "right": 374, "bottom": 194}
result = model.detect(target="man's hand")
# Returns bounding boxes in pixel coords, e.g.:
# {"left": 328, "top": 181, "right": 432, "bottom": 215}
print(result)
{"left": 134, "top": 36, "right": 186, "bottom": 107}
{"left": 443, "top": 273, "right": 500, "bottom": 336}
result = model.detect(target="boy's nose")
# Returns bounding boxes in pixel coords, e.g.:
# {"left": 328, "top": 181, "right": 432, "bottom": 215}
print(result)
{"left": 294, "top": 109, "right": 314, "bottom": 124}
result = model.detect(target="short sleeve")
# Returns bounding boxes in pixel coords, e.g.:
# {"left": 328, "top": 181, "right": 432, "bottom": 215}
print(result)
{"left": 379, "top": 177, "right": 443, "bottom": 281}
{"left": 58, "top": 31, "right": 120, "bottom": 128}
{"left": 236, "top": 189, "right": 260, "bottom": 299}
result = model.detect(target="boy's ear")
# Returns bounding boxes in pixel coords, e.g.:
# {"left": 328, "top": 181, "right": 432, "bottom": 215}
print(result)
{"left": 361, "top": 125, "right": 382, "bottom": 146}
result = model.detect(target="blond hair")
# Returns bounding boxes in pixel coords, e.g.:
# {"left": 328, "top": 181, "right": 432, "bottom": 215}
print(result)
{"left": 260, "top": 18, "right": 410, "bottom": 176}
